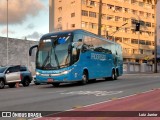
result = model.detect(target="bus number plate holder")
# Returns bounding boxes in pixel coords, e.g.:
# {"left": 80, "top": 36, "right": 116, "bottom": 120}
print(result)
{"left": 48, "top": 78, "right": 54, "bottom": 82}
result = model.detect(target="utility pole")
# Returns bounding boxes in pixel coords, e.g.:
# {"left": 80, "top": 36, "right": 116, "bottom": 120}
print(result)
{"left": 7, "top": 0, "right": 8, "bottom": 65}
{"left": 154, "top": 0, "right": 159, "bottom": 73}
{"left": 98, "top": 0, "right": 102, "bottom": 36}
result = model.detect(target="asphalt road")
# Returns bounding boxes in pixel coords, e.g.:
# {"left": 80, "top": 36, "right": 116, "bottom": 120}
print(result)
{"left": 0, "top": 73, "right": 160, "bottom": 113}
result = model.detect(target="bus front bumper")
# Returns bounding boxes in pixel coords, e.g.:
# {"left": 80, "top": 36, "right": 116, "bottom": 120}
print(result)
{"left": 35, "top": 73, "right": 71, "bottom": 84}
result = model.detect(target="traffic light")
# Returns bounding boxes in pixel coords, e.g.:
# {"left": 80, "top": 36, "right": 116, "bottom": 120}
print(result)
{"left": 135, "top": 23, "right": 140, "bottom": 31}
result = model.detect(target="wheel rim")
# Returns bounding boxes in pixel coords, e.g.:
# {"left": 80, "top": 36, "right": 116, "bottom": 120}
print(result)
{"left": 0, "top": 80, "right": 4, "bottom": 88}
{"left": 24, "top": 80, "right": 29, "bottom": 86}
{"left": 82, "top": 74, "right": 87, "bottom": 83}
{"left": 112, "top": 71, "right": 117, "bottom": 80}
{"left": 26, "top": 81, "right": 29, "bottom": 86}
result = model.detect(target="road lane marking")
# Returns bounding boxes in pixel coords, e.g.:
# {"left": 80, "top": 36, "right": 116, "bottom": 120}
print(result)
{"left": 60, "top": 91, "right": 123, "bottom": 96}
{"left": 46, "top": 90, "right": 66, "bottom": 94}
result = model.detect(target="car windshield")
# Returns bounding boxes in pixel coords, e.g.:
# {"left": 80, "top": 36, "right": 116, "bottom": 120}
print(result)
{"left": 0, "top": 67, "right": 7, "bottom": 73}
{"left": 36, "top": 35, "right": 72, "bottom": 70}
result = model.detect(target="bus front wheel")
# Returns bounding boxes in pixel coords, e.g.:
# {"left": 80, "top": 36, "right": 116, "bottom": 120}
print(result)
{"left": 80, "top": 71, "right": 88, "bottom": 85}
{"left": 52, "top": 83, "right": 60, "bottom": 87}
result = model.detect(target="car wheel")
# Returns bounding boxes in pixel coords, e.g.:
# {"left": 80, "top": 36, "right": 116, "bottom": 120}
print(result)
{"left": 52, "top": 83, "right": 60, "bottom": 87}
{"left": 8, "top": 83, "right": 16, "bottom": 88}
{"left": 22, "top": 79, "right": 30, "bottom": 87}
{"left": 0, "top": 80, "right": 5, "bottom": 89}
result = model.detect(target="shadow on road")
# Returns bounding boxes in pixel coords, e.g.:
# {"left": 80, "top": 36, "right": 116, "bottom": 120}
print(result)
{"left": 35, "top": 77, "right": 123, "bottom": 89}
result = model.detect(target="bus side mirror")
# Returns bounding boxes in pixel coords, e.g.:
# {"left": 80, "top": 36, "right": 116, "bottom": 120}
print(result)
{"left": 81, "top": 45, "right": 87, "bottom": 53}
{"left": 29, "top": 45, "right": 38, "bottom": 56}
{"left": 72, "top": 41, "right": 83, "bottom": 49}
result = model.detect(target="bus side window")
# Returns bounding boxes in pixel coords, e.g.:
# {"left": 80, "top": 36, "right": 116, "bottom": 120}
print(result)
{"left": 73, "top": 34, "right": 84, "bottom": 42}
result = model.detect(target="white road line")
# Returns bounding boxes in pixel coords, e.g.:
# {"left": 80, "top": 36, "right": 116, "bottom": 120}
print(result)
{"left": 67, "top": 88, "right": 159, "bottom": 111}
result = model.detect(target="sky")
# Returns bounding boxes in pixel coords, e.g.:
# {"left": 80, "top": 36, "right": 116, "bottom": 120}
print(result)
{"left": 0, "top": 0, "right": 49, "bottom": 40}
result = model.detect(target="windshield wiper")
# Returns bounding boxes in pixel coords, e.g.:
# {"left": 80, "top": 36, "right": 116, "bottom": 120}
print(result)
{"left": 53, "top": 45, "right": 60, "bottom": 69}
{"left": 59, "top": 64, "right": 69, "bottom": 68}
{"left": 41, "top": 52, "right": 50, "bottom": 68}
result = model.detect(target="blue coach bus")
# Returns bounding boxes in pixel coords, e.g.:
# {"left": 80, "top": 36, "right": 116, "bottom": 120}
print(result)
{"left": 29, "top": 29, "right": 123, "bottom": 86}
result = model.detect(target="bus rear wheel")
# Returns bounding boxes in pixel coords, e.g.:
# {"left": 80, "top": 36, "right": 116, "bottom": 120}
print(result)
{"left": 111, "top": 70, "right": 117, "bottom": 80}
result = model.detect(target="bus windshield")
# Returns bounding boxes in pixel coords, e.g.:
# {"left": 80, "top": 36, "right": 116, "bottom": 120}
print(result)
{"left": 36, "top": 35, "right": 72, "bottom": 70}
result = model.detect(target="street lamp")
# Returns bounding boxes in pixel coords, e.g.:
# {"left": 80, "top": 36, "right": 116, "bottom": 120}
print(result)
{"left": 6, "top": 0, "right": 9, "bottom": 65}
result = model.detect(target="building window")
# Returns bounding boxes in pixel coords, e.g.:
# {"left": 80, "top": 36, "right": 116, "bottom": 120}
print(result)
{"left": 124, "top": 8, "right": 129, "bottom": 13}
{"left": 123, "top": 38, "right": 130, "bottom": 43}
{"left": 71, "top": 24, "right": 75, "bottom": 28}
{"left": 107, "top": 15, "right": 114, "bottom": 21}
{"left": 115, "top": 6, "right": 122, "bottom": 12}
{"left": 82, "top": 10, "right": 88, "bottom": 16}
{"left": 131, "top": 19, "right": 138, "bottom": 24}
{"left": 107, "top": 4, "right": 114, "bottom": 11}
{"left": 82, "top": 21, "right": 88, "bottom": 28}
{"left": 90, "top": 1, "right": 96, "bottom": 7}
{"left": 115, "top": 37, "right": 122, "bottom": 42}
{"left": 139, "top": 11, "right": 144, "bottom": 17}
{"left": 146, "top": 13, "right": 151, "bottom": 18}
{"left": 71, "top": 13, "right": 75, "bottom": 17}
{"left": 146, "top": 41, "right": 151, "bottom": 45}
{"left": 89, "top": 11, "right": 96, "bottom": 18}
{"left": 131, "top": 9, "right": 137, "bottom": 15}
{"left": 131, "top": 39, "right": 138, "bottom": 44}
{"left": 89, "top": 23, "right": 97, "bottom": 29}
{"left": 124, "top": 28, "right": 130, "bottom": 33}
{"left": 71, "top": 1, "right": 75, "bottom": 5}
{"left": 58, "top": 17, "right": 62, "bottom": 22}
{"left": 139, "top": 40, "right": 145, "bottom": 45}
{"left": 58, "top": 7, "right": 62, "bottom": 12}
{"left": 139, "top": 2, "right": 144, "bottom": 7}
{"left": 82, "top": 0, "right": 87, "bottom": 5}
{"left": 133, "top": 49, "right": 139, "bottom": 54}
{"left": 123, "top": 18, "right": 129, "bottom": 22}
{"left": 131, "top": 0, "right": 137, "bottom": 4}
{"left": 146, "top": 22, "right": 151, "bottom": 27}
{"left": 115, "top": 16, "right": 122, "bottom": 21}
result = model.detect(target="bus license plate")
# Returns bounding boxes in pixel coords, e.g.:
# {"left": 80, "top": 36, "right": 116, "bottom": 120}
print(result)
{"left": 47, "top": 78, "right": 53, "bottom": 82}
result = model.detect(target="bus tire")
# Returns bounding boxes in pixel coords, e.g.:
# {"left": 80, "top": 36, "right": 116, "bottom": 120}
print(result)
{"left": 52, "top": 83, "right": 60, "bottom": 87}
{"left": 111, "top": 70, "right": 117, "bottom": 80}
{"left": 80, "top": 71, "right": 88, "bottom": 85}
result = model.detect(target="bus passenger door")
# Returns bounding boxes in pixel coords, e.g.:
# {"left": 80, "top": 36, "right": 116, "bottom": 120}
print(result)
{"left": 106, "top": 54, "right": 113, "bottom": 77}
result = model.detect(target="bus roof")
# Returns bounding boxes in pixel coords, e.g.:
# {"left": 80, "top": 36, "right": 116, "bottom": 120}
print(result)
{"left": 41, "top": 29, "right": 120, "bottom": 45}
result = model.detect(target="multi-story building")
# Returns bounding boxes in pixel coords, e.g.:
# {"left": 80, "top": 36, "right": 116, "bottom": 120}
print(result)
{"left": 49, "top": 0, "right": 155, "bottom": 63}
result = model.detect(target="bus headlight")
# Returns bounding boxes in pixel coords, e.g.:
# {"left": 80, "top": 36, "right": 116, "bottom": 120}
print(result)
{"left": 36, "top": 71, "right": 40, "bottom": 75}
{"left": 60, "top": 70, "right": 71, "bottom": 75}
